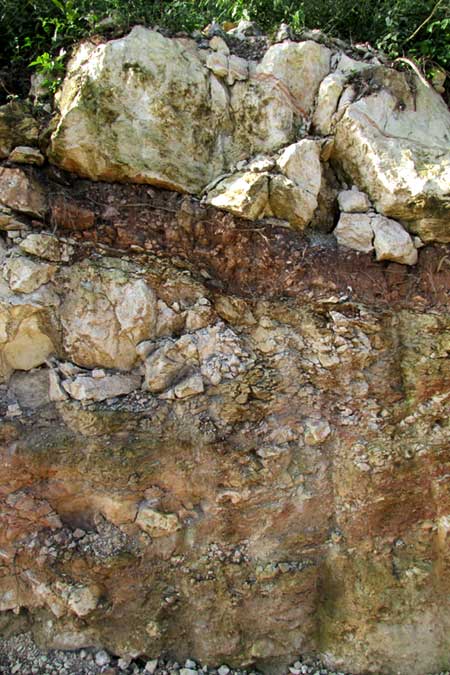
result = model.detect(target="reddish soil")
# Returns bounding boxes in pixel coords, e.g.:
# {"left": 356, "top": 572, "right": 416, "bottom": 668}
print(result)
{"left": 39, "top": 169, "right": 450, "bottom": 311}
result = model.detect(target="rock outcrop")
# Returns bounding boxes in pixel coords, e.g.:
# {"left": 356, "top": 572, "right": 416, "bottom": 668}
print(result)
{"left": 0, "top": 22, "right": 450, "bottom": 675}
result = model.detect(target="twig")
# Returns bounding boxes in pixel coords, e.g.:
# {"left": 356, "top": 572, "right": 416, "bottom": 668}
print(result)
{"left": 394, "top": 57, "right": 431, "bottom": 89}
{"left": 404, "top": 0, "right": 444, "bottom": 44}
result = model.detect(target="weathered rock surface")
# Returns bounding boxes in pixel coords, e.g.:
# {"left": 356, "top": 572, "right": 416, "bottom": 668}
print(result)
{"left": 48, "top": 27, "right": 330, "bottom": 196}
{"left": 0, "top": 25, "right": 450, "bottom": 675}
{"left": 60, "top": 260, "right": 157, "bottom": 370}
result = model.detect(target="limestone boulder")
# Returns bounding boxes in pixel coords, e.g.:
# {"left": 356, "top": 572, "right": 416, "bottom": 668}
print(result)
{"left": 60, "top": 260, "right": 157, "bottom": 369}
{"left": 48, "top": 28, "right": 331, "bottom": 195}
{"left": 333, "top": 71, "right": 450, "bottom": 242}
{"left": 256, "top": 41, "right": 331, "bottom": 119}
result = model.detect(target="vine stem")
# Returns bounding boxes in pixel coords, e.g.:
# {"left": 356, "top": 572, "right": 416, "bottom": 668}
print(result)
{"left": 403, "top": 0, "right": 444, "bottom": 44}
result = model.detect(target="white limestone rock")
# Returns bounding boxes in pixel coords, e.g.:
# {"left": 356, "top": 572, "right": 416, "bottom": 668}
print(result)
{"left": 256, "top": 41, "right": 331, "bottom": 118}
{"left": 206, "top": 51, "right": 229, "bottom": 78}
{"left": 333, "top": 73, "right": 450, "bottom": 242}
{"left": 49, "top": 29, "right": 330, "bottom": 196}
{"left": 338, "top": 189, "right": 371, "bottom": 213}
{"left": 312, "top": 72, "right": 346, "bottom": 135}
{"left": 205, "top": 171, "right": 269, "bottom": 221}
{"left": 62, "top": 371, "right": 141, "bottom": 401}
{"left": 334, "top": 213, "right": 374, "bottom": 253}
{"left": 371, "top": 215, "right": 418, "bottom": 266}
{"left": 268, "top": 140, "right": 322, "bottom": 229}
{"left": 60, "top": 260, "right": 157, "bottom": 370}
{"left": 3, "top": 256, "right": 56, "bottom": 293}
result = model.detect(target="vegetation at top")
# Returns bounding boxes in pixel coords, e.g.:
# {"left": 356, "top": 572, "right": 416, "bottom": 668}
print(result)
{"left": 0, "top": 0, "right": 449, "bottom": 101}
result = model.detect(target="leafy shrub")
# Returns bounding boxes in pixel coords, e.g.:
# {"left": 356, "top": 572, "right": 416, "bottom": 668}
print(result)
{"left": 0, "top": 0, "right": 448, "bottom": 102}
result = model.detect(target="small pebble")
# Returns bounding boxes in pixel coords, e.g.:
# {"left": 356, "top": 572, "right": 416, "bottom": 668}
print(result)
{"left": 95, "top": 650, "right": 111, "bottom": 667}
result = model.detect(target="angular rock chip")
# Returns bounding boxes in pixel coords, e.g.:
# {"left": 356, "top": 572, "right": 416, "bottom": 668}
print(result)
{"left": 3, "top": 256, "right": 56, "bottom": 294}
{"left": 338, "top": 189, "right": 371, "bottom": 213}
{"left": 8, "top": 146, "right": 44, "bottom": 166}
{"left": 19, "top": 233, "right": 70, "bottom": 262}
{"left": 205, "top": 171, "right": 269, "bottom": 220}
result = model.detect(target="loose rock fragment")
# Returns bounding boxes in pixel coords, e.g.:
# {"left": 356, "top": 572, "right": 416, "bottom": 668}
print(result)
{"left": 8, "top": 146, "right": 45, "bottom": 166}
{"left": 62, "top": 372, "right": 141, "bottom": 401}
{"left": 334, "top": 213, "right": 374, "bottom": 253}
{"left": 372, "top": 215, "right": 418, "bottom": 265}
{"left": 0, "top": 167, "right": 46, "bottom": 218}
{"left": 338, "top": 189, "right": 371, "bottom": 213}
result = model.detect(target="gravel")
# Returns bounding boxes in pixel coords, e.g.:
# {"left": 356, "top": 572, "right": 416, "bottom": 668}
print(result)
{"left": 1, "top": 633, "right": 450, "bottom": 675}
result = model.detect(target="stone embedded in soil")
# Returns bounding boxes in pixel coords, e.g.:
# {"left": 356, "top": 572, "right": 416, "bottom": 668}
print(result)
{"left": 334, "top": 213, "right": 374, "bottom": 253}
{"left": 8, "top": 145, "right": 45, "bottom": 166}
{"left": 372, "top": 214, "right": 418, "bottom": 265}
{"left": 62, "top": 371, "right": 142, "bottom": 401}
{"left": 3, "top": 255, "right": 56, "bottom": 293}
{"left": 0, "top": 167, "right": 46, "bottom": 218}
{"left": 135, "top": 504, "right": 181, "bottom": 537}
